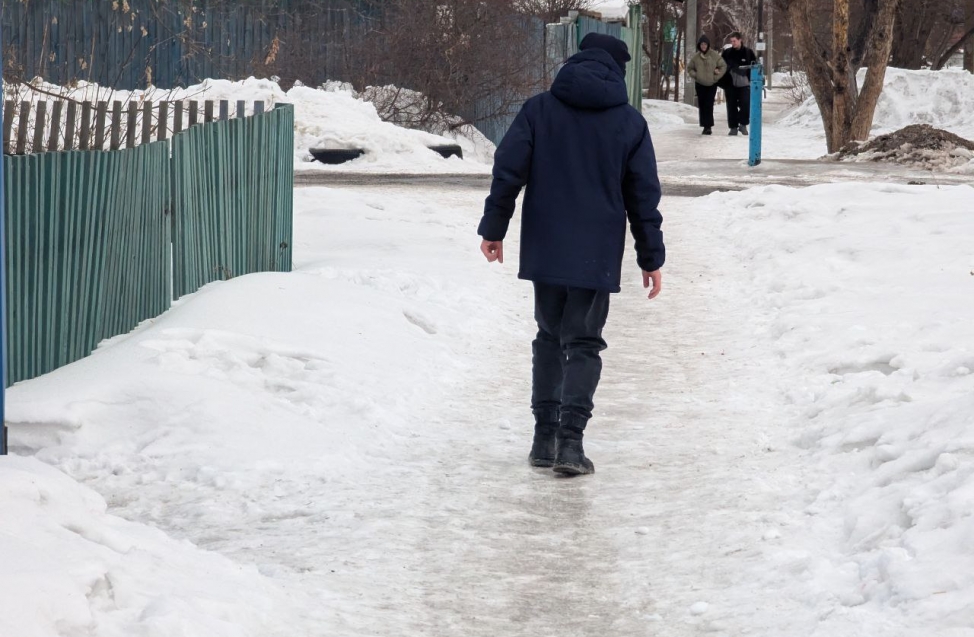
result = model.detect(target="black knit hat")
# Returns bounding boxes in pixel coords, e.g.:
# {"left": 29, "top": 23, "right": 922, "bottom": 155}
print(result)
{"left": 579, "top": 33, "right": 632, "bottom": 74}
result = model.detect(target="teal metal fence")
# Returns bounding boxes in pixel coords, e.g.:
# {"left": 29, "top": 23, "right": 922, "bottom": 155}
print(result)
{"left": 3, "top": 142, "right": 171, "bottom": 384}
{"left": 172, "top": 104, "right": 293, "bottom": 299}
{"left": 2, "top": 105, "right": 294, "bottom": 386}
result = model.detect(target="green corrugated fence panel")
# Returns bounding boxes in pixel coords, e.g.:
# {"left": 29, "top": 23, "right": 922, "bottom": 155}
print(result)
{"left": 3, "top": 142, "right": 171, "bottom": 386}
{"left": 3, "top": 105, "right": 292, "bottom": 385}
{"left": 171, "top": 104, "right": 294, "bottom": 299}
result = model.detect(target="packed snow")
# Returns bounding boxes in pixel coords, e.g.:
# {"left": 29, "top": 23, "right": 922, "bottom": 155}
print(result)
{"left": 4, "top": 54, "right": 974, "bottom": 637}
{"left": 701, "top": 183, "right": 974, "bottom": 634}
{"left": 642, "top": 99, "right": 700, "bottom": 128}
{"left": 5, "top": 78, "right": 493, "bottom": 173}
{"left": 5, "top": 169, "right": 974, "bottom": 635}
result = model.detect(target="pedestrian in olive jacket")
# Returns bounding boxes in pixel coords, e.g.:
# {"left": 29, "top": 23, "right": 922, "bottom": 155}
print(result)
{"left": 687, "top": 35, "right": 727, "bottom": 135}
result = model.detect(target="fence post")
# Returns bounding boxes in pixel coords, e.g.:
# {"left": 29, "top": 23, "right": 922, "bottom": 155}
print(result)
{"left": 748, "top": 63, "right": 764, "bottom": 167}
{"left": 1, "top": 28, "right": 8, "bottom": 455}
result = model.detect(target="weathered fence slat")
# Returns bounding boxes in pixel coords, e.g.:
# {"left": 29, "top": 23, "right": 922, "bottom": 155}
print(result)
{"left": 158, "top": 101, "right": 169, "bottom": 141}
{"left": 126, "top": 103, "right": 137, "bottom": 149}
{"left": 64, "top": 102, "right": 77, "bottom": 150}
{"left": 32, "top": 101, "right": 48, "bottom": 153}
{"left": 48, "top": 101, "right": 63, "bottom": 152}
{"left": 93, "top": 101, "right": 108, "bottom": 150}
{"left": 142, "top": 102, "right": 153, "bottom": 145}
{"left": 16, "top": 101, "right": 31, "bottom": 154}
{"left": 3, "top": 101, "right": 15, "bottom": 153}
{"left": 79, "top": 102, "right": 93, "bottom": 150}
{"left": 4, "top": 98, "right": 283, "bottom": 155}
{"left": 174, "top": 101, "right": 184, "bottom": 134}
{"left": 110, "top": 101, "right": 123, "bottom": 150}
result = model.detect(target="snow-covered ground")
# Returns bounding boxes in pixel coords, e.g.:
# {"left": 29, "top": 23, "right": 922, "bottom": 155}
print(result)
{"left": 5, "top": 174, "right": 974, "bottom": 635}
{"left": 780, "top": 68, "right": 974, "bottom": 141}
{"left": 5, "top": 63, "right": 974, "bottom": 637}
{"left": 6, "top": 78, "right": 493, "bottom": 173}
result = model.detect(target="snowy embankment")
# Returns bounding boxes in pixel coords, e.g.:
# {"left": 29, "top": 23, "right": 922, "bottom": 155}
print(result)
{"left": 2, "top": 186, "right": 513, "bottom": 636}
{"left": 781, "top": 68, "right": 974, "bottom": 139}
{"left": 6, "top": 78, "right": 494, "bottom": 173}
{"left": 708, "top": 183, "right": 974, "bottom": 633}
{"left": 779, "top": 68, "right": 974, "bottom": 171}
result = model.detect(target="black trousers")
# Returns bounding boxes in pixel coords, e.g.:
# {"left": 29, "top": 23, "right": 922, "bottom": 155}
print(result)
{"left": 725, "top": 85, "right": 750, "bottom": 129}
{"left": 531, "top": 282, "right": 610, "bottom": 439}
{"left": 695, "top": 83, "right": 718, "bottom": 128}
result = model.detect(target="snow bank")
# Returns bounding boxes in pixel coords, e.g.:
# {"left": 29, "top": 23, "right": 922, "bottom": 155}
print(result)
{"left": 6, "top": 78, "right": 493, "bottom": 173}
{"left": 0, "top": 456, "right": 298, "bottom": 637}
{"left": 4, "top": 185, "right": 514, "bottom": 635}
{"left": 642, "top": 99, "right": 700, "bottom": 128}
{"left": 707, "top": 183, "right": 974, "bottom": 633}
{"left": 780, "top": 68, "right": 974, "bottom": 140}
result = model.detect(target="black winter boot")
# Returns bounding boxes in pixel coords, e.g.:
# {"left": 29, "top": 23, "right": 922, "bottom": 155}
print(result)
{"left": 702, "top": 127, "right": 712, "bottom": 135}
{"left": 529, "top": 424, "right": 558, "bottom": 467}
{"left": 728, "top": 128, "right": 739, "bottom": 136}
{"left": 739, "top": 124, "right": 749, "bottom": 136}
{"left": 553, "top": 438, "right": 595, "bottom": 475}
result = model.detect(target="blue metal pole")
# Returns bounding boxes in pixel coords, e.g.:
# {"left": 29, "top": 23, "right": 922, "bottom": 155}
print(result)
{"left": 748, "top": 63, "right": 764, "bottom": 167}
{"left": 1, "top": 17, "right": 7, "bottom": 456}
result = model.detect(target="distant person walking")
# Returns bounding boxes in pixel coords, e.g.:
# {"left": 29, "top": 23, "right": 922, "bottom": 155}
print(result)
{"left": 477, "top": 33, "right": 664, "bottom": 476}
{"left": 687, "top": 35, "right": 727, "bottom": 135}
{"left": 719, "top": 32, "right": 757, "bottom": 136}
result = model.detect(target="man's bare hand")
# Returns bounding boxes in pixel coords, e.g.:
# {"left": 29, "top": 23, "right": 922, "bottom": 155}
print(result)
{"left": 643, "top": 269, "right": 662, "bottom": 299}
{"left": 481, "top": 240, "right": 504, "bottom": 264}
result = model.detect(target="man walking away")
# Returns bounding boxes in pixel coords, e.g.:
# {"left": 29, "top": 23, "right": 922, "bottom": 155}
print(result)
{"left": 719, "top": 32, "right": 757, "bottom": 136}
{"left": 477, "top": 33, "right": 665, "bottom": 476}
{"left": 687, "top": 35, "right": 727, "bottom": 135}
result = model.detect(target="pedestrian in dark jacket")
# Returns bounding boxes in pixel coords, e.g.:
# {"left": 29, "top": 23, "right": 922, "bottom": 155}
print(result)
{"left": 719, "top": 32, "right": 757, "bottom": 136}
{"left": 477, "top": 33, "right": 664, "bottom": 476}
{"left": 687, "top": 34, "right": 727, "bottom": 135}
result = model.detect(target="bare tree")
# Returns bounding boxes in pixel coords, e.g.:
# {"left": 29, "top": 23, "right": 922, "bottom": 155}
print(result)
{"left": 777, "top": 0, "right": 899, "bottom": 152}
{"left": 515, "top": 0, "right": 593, "bottom": 23}
{"left": 350, "top": 0, "right": 547, "bottom": 133}
{"left": 891, "top": 0, "right": 967, "bottom": 69}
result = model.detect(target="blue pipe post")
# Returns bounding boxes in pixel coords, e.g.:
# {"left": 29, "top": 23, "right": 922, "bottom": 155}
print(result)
{"left": 748, "top": 63, "right": 764, "bottom": 167}
{"left": 1, "top": 20, "right": 7, "bottom": 456}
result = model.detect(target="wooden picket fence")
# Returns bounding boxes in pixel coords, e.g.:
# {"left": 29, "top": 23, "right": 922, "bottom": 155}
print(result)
{"left": 2, "top": 99, "right": 268, "bottom": 155}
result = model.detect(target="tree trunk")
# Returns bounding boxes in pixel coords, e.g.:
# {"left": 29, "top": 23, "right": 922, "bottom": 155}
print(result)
{"left": 787, "top": 0, "right": 835, "bottom": 150}
{"left": 966, "top": 0, "right": 974, "bottom": 72}
{"left": 831, "top": 0, "right": 853, "bottom": 152}
{"left": 891, "top": 0, "right": 935, "bottom": 69}
{"left": 849, "top": 0, "right": 898, "bottom": 140}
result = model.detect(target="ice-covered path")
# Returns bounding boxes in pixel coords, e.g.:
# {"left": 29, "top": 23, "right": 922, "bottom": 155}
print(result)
{"left": 7, "top": 182, "right": 811, "bottom": 636}
{"left": 402, "top": 194, "right": 804, "bottom": 635}
{"left": 271, "top": 186, "right": 808, "bottom": 635}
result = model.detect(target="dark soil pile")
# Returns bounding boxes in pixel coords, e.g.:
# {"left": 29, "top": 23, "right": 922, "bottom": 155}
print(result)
{"left": 837, "top": 124, "right": 974, "bottom": 170}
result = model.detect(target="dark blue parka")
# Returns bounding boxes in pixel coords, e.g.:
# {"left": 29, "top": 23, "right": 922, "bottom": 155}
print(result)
{"left": 477, "top": 48, "right": 664, "bottom": 293}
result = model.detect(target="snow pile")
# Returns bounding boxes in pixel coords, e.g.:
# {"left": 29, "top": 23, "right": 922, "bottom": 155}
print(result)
{"left": 780, "top": 68, "right": 974, "bottom": 139}
{"left": 4, "top": 185, "right": 515, "bottom": 636}
{"left": 6, "top": 78, "right": 494, "bottom": 172}
{"left": 707, "top": 183, "right": 974, "bottom": 633}
{"left": 0, "top": 456, "right": 300, "bottom": 637}
{"left": 837, "top": 124, "right": 974, "bottom": 172}
{"left": 642, "top": 99, "right": 700, "bottom": 128}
